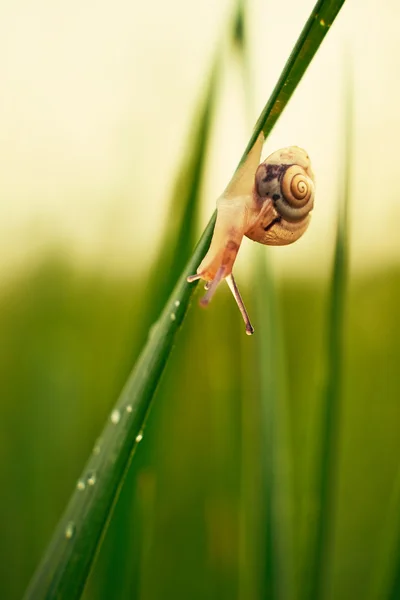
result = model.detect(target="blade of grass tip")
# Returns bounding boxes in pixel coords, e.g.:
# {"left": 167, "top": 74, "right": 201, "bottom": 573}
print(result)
{"left": 254, "top": 249, "right": 294, "bottom": 600}
{"left": 146, "top": 0, "right": 248, "bottom": 315}
{"left": 24, "top": 2, "right": 347, "bottom": 598}
{"left": 368, "top": 465, "right": 400, "bottom": 600}
{"left": 237, "top": 0, "right": 347, "bottom": 166}
{"left": 230, "top": 0, "right": 254, "bottom": 119}
{"left": 231, "top": 0, "right": 246, "bottom": 57}
{"left": 144, "top": 55, "right": 221, "bottom": 323}
{"left": 305, "top": 67, "right": 351, "bottom": 600}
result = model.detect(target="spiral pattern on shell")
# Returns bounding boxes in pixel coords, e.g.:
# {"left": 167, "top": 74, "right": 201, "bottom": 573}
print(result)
{"left": 276, "top": 165, "right": 314, "bottom": 222}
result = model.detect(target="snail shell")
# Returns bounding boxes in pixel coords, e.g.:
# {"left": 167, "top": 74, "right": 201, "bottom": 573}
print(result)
{"left": 187, "top": 135, "right": 316, "bottom": 334}
{"left": 246, "top": 146, "right": 315, "bottom": 246}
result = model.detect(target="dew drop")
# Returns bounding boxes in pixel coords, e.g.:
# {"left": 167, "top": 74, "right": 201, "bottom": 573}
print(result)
{"left": 126, "top": 404, "right": 133, "bottom": 413}
{"left": 136, "top": 432, "right": 143, "bottom": 443}
{"left": 65, "top": 521, "right": 75, "bottom": 539}
{"left": 174, "top": 300, "right": 180, "bottom": 307}
{"left": 87, "top": 472, "right": 97, "bottom": 486}
{"left": 320, "top": 18, "right": 325, "bottom": 26}
{"left": 76, "top": 480, "right": 86, "bottom": 491}
{"left": 170, "top": 313, "right": 176, "bottom": 321}
{"left": 110, "top": 409, "right": 121, "bottom": 424}
{"left": 93, "top": 444, "right": 101, "bottom": 456}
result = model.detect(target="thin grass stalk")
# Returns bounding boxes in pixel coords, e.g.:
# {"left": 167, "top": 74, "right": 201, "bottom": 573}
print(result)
{"left": 368, "top": 465, "right": 400, "bottom": 600}
{"left": 234, "top": 5, "right": 265, "bottom": 599}
{"left": 234, "top": 3, "right": 294, "bottom": 598}
{"left": 388, "top": 520, "right": 400, "bottom": 600}
{"left": 254, "top": 250, "right": 295, "bottom": 600}
{"left": 237, "top": 0, "right": 346, "bottom": 167}
{"left": 305, "top": 75, "right": 351, "bottom": 600}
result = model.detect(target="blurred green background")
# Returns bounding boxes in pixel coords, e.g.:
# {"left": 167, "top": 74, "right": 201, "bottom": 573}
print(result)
{"left": 1, "top": 259, "right": 399, "bottom": 599}
{"left": 0, "top": 0, "right": 399, "bottom": 599}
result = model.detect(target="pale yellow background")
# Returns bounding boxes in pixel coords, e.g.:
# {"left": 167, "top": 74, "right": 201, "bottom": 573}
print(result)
{"left": 1, "top": 0, "right": 399, "bottom": 280}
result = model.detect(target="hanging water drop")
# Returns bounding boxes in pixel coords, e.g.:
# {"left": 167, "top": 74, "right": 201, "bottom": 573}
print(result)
{"left": 65, "top": 522, "right": 75, "bottom": 540}
{"left": 87, "top": 472, "right": 97, "bottom": 486}
{"left": 110, "top": 409, "right": 121, "bottom": 424}
{"left": 93, "top": 444, "right": 101, "bottom": 456}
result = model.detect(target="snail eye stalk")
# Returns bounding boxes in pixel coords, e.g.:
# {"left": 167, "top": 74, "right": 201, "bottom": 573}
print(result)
{"left": 225, "top": 274, "right": 254, "bottom": 335}
{"left": 187, "top": 268, "right": 254, "bottom": 335}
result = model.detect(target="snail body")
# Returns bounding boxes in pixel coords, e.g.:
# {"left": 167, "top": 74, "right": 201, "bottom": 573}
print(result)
{"left": 187, "top": 133, "right": 315, "bottom": 334}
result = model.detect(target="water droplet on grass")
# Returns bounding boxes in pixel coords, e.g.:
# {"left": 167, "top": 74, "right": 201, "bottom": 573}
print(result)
{"left": 76, "top": 480, "right": 86, "bottom": 491}
{"left": 93, "top": 444, "right": 101, "bottom": 455}
{"left": 174, "top": 300, "right": 180, "bottom": 307}
{"left": 170, "top": 313, "right": 176, "bottom": 321}
{"left": 110, "top": 409, "right": 121, "bottom": 424}
{"left": 136, "top": 432, "right": 143, "bottom": 443}
{"left": 65, "top": 522, "right": 75, "bottom": 539}
{"left": 87, "top": 472, "right": 96, "bottom": 486}
{"left": 126, "top": 404, "right": 132, "bottom": 413}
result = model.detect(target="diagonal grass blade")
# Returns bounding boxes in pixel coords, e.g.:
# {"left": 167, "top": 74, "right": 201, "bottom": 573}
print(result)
{"left": 84, "top": 54, "right": 221, "bottom": 600}
{"left": 238, "top": 0, "right": 346, "bottom": 167}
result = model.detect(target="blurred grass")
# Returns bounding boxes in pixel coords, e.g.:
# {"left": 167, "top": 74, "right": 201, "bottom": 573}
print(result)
{"left": 21, "top": 48, "right": 220, "bottom": 600}
{"left": 2, "top": 1, "right": 399, "bottom": 598}
{"left": 368, "top": 466, "right": 400, "bottom": 600}
{"left": 305, "top": 76, "right": 351, "bottom": 600}
{"left": 252, "top": 250, "right": 295, "bottom": 599}
{"left": 83, "top": 53, "right": 221, "bottom": 600}
{"left": 0, "top": 257, "right": 399, "bottom": 599}
{"left": 20, "top": 1, "right": 349, "bottom": 597}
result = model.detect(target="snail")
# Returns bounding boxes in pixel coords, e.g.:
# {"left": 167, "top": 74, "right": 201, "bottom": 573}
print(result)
{"left": 187, "top": 133, "right": 315, "bottom": 335}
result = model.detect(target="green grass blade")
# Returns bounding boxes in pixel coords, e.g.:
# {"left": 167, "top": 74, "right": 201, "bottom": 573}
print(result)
{"left": 305, "top": 81, "right": 351, "bottom": 600}
{"left": 23, "top": 2, "right": 347, "bottom": 598}
{"left": 22, "top": 216, "right": 216, "bottom": 600}
{"left": 237, "top": 0, "right": 346, "bottom": 166}
{"left": 84, "top": 60, "right": 221, "bottom": 600}
{"left": 388, "top": 508, "right": 400, "bottom": 600}
{"left": 254, "top": 250, "right": 294, "bottom": 600}
{"left": 368, "top": 466, "right": 400, "bottom": 600}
